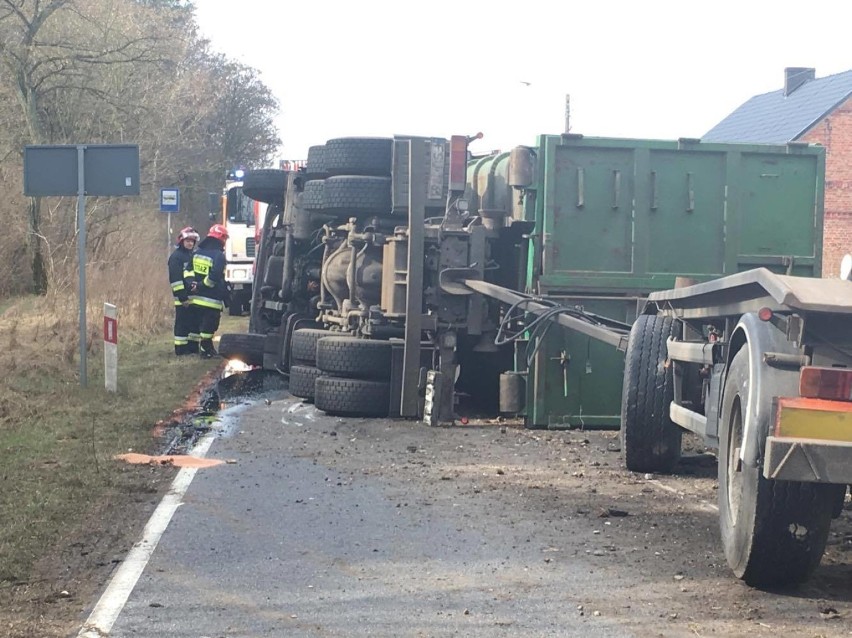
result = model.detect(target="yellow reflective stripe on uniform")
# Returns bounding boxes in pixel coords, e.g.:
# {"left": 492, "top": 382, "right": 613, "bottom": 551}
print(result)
{"left": 171, "top": 280, "right": 185, "bottom": 291}
{"left": 203, "top": 275, "right": 214, "bottom": 288}
{"left": 182, "top": 268, "right": 194, "bottom": 279}
{"left": 173, "top": 299, "right": 182, "bottom": 306}
{"left": 191, "top": 296, "right": 223, "bottom": 310}
{"left": 174, "top": 337, "right": 189, "bottom": 345}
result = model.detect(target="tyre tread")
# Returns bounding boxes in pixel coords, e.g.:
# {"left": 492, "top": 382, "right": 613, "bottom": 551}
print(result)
{"left": 314, "top": 376, "right": 390, "bottom": 417}
{"left": 316, "top": 337, "right": 392, "bottom": 380}
{"left": 621, "top": 314, "right": 682, "bottom": 473}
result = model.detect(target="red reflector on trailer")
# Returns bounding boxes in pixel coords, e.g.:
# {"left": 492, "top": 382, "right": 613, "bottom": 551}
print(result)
{"left": 449, "top": 135, "right": 468, "bottom": 192}
{"left": 800, "top": 366, "right": 852, "bottom": 401}
{"left": 758, "top": 307, "right": 773, "bottom": 321}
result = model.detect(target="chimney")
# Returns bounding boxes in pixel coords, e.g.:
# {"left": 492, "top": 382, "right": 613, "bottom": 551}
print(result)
{"left": 784, "top": 67, "right": 815, "bottom": 96}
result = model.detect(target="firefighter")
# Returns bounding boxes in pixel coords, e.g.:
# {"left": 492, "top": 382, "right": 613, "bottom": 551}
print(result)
{"left": 168, "top": 226, "right": 200, "bottom": 355}
{"left": 191, "top": 223, "right": 230, "bottom": 357}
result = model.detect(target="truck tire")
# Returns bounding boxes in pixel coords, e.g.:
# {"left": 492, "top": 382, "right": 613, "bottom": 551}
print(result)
{"left": 218, "top": 333, "right": 265, "bottom": 366}
{"left": 323, "top": 137, "right": 393, "bottom": 177}
{"left": 289, "top": 364, "right": 321, "bottom": 401}
{"left": 316, "top": 337, "right": 392, "bottom": 380}
{"left": 323, "top": 175, "right": 392, "bottom": 216}
{"left": 242, "top": 169, "right": 286, "bottom": 206}
{"left": 718, "top": 348, "right": 839, "bottom": 587}
{"left": 301, "top": 180, "right": 325, "bottom": 211}
{"left": 290, "top": 328, "right": 329, "bottom": 365}
{"left": 305, "top": 145, "right": 327, "bottom": 179}
{"left": 314, "top": 376, "right": 390, "bottom": 417}
{"left": 620, "top": 314, "right": 682, "bottom": 473}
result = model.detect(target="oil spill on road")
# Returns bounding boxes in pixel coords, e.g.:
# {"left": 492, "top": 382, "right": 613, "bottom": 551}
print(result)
{"left": 144, "top": 366, "right": 286, "bottom": 461}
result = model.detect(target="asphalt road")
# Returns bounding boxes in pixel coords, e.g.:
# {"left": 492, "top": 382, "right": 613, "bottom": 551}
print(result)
{"left": 87, "top": 381, "right": 852, "bottom": 638}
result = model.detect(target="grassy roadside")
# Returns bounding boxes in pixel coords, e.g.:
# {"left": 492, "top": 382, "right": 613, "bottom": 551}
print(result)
{"left": 0, "top": 299, "right": 248, "bottom": 635}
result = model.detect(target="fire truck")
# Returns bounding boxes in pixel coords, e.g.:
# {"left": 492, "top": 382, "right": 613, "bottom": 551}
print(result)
{"left": 218, "top": 163, "right": 306, "bottom": 315}
{"left": 218, "top": 168, "right": 267, "bottom": 315}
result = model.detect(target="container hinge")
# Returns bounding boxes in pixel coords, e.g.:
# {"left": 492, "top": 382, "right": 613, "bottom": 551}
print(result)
{"left": 686, "top": 172, "right": 695, "bottom": 212}
{"left": 612, "top": 170, "right": 621, "bottom": 209}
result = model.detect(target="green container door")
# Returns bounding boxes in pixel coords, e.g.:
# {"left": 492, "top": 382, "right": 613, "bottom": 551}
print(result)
{"left": 543, "top": 147, "right": 635, "bottom": 276}
{"left": 526, "top": 297, "right": 637, "bottom": 429}
{"left": 735, "top": 152, "right": 821, "bottom": 275}
{"left": 644, "top": 149, "right": 726, "bottom": 277}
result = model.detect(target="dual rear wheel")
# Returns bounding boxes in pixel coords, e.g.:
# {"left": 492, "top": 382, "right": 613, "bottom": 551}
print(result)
{"left": 288, "top": 330, "right": 392, "bottom": 417}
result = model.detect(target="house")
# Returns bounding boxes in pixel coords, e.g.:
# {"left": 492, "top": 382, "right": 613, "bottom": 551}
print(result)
{"left": 703, "top": 68, "right": 852, "bottom": 277}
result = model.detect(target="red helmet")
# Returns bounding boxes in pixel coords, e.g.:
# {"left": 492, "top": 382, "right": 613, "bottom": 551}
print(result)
{"left": 207, "top": 223, "right": 229, "bottom": 242}
{"left": 176, "top": 226, "right": 199, "bottom": 245}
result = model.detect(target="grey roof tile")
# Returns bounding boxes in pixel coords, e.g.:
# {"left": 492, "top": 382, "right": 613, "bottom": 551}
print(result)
{"left": 703, "top": 69, "right": 852, "bottom": 143}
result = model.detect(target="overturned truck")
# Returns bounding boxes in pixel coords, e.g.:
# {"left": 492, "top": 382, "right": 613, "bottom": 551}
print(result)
{"left": 223, "top": 132, "right": 852, "bottom": 586}
{"left": 224, "top": 134, "right": 528, "bottom": 423}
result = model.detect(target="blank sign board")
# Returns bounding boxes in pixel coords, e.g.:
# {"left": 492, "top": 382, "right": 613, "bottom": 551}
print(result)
{"left": 24, "top": 144, "right": 140, "bottom": 197}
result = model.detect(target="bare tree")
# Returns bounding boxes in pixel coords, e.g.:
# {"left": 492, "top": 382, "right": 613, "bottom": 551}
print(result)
{"left": 0, "top": 0, "right": 280, "bottom": 295}
{"left": 204, "top": 56, "right": 281, "bottom": 168}
{"left": 0, "top": 0, "right": 188, "bottom": 291}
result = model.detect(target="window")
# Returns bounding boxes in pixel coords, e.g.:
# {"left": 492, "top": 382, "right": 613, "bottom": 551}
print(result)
{"left": 226, "top": 187, "right": 255, "bottom": 225}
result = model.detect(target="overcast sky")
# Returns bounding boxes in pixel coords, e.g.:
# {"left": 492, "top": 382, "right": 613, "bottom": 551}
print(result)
{"left": 193, "top": 0, "right": 848, "bottom": 161}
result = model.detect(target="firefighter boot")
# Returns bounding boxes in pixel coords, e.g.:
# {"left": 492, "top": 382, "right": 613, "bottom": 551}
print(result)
{"left": 174, "top": 343, "right": 189, "bottom": 356}
{"left": 186, "top": 339, "right": 199, "bottom": 354}
{"left": 199, "top": 339, "right": 218, "bottom": 358}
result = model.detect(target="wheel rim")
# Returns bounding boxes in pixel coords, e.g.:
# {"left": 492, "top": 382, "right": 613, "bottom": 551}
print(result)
{"left": 726, "top": 394, "right": 744, "bottom": 524}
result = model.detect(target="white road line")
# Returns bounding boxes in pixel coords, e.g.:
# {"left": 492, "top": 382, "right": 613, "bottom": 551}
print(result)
{"left": 77, "top": 432, "right": 217, "bottom": 637}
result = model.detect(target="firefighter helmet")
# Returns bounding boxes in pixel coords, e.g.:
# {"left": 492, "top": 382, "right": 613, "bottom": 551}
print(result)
{"left": 176, "top": 226, "right": 199, "bottom": 245}
{"left": 207, "top": 224, "right": 229, "bottom": 242}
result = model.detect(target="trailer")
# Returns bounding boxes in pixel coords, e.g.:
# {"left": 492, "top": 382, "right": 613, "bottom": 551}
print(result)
{"left": 617, "top": 268, "right": 852, "bottom": 587}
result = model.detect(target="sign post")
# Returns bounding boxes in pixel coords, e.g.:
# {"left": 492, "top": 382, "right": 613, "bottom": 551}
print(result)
{"left": 103, "top": 303, "right": 117, "bottom": 392}
{"left": 160, "top": 188, "right": 180, "bottom": 252}
{"left": 24, "top": 144, "right": 140, "bottom": 387}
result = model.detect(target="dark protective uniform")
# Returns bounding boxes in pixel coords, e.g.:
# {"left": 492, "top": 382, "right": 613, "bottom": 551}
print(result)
{"left": 190, "top": 236, "right": 228, "bottom": 357}
{"left": 167, "top": 244, "right": 199, "bottom": 355}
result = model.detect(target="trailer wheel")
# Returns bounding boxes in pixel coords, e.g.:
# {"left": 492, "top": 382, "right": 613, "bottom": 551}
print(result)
{"left": 620, "top": 314, "right": 682, "bottom": 473}
{"left": 242, "top": 169, "right": 286, "bottom": 206}
{"left": 323, "top": 137, "right": 392, "bottom": 177}
{"left": 218, "top": 333, "right": 265, "bottom": 366}
{"left": 316, "top": 337, "right": 392, "bottom": 380}
{"left": 322, "top": 176, "right": 392, "bottom": 217}
{"left": 290, "top": 328, "right": 330, "bottom": 365}
{"left": 314, "top": 376, "right": 390, "bottom": 417}
{"left": 718, "top": 347, "right": 839, "bottom": 587}
{"left": 289, "top": 365, "right": 321, "bottom": 401}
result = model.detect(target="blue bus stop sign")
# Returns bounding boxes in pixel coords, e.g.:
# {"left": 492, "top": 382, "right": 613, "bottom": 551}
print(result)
{"left": 160, "top": 188, "right": 179, "bottom": 213}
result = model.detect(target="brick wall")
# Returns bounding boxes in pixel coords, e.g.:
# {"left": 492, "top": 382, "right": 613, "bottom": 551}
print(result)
{"left": 799, "top": 96, "right": 852, "bottom": 277}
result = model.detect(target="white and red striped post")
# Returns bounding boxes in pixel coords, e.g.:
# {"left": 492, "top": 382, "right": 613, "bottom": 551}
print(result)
{"left": 103, "top": 303, "right": 118, "bottom": 392}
